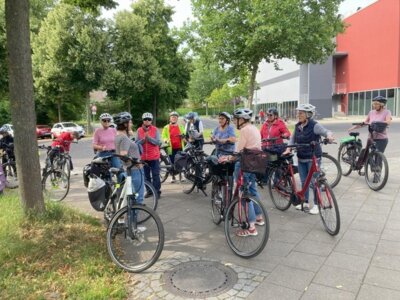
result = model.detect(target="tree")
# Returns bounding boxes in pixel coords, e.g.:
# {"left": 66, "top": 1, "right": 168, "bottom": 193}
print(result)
{"left": 5, "top": 0, "right": 45, "bottom": 213}
{"left": 192, "top": 0, "right": 345, "bottom": 107}
{"left": 32, "top": 3, "right": 108, "bottom": 124}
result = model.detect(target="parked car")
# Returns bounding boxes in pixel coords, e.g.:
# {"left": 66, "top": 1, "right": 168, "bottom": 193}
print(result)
{"left": 36, "top": 125, "right": 52, "bottom": 139}
{"left": 0, "top": 124, "right": 14, "bottom": 137}
{"left": 51, "top": 122, "right": 85, "bottom": 139}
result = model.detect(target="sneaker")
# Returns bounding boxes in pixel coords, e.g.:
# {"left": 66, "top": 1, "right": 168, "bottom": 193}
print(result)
{"left": 309, "top": 205, "right": 319, "bottom": 215}
{"left": 144, "top": 192, "right": 152, "bottom": 198}
{"left": 296, "top": 203, "right": 309, "bottom": 210}
{"left": 170, "top": 177, "right": 176, "bottom": 183}
{"left": 136, "top": 226, "right": 146, "bottom": 233}
{"left": 236, "top": 227, "right": 258, "bottom": 237}
{"left": 180, "top": 178, "right": 186, "bottom": 183}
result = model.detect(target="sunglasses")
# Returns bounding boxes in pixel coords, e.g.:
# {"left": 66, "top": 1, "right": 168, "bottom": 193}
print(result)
{"left": 143, "top": 118, "right": 152, "bottom": 121}
{"left": 267, "top": 114, "right": 274, "bottom": 116}
{"left": 102, "top": 119, "right": 111, "bottom": 123}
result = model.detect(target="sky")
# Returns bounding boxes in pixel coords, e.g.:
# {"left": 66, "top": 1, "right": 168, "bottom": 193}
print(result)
{"left": 102, "top": 0, "right": 379, "bottom": 28}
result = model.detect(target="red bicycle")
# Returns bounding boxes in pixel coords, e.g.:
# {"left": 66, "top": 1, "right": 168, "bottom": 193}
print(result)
{"left": 268, "top": 140, "right": 340, "bottom": 235}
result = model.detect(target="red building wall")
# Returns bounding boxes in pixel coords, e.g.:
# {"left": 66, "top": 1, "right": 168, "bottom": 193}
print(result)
{"left": 336, "top": 0, "right": 400, "bottom": 93}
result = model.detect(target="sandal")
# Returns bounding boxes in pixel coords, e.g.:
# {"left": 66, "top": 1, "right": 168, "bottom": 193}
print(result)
{"left": 255, "top": 218, "right": 265, "bottom": 226}
{"left": 236, "top": 227, "right": 258, "bottom": 237}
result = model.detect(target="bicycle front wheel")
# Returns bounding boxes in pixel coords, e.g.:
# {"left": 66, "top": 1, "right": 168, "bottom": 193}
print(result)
{"left": 4, "top": 162, "right": 18, "bottom": 189}
{"left": 42, "top": 170, "right": 70, "bottom": 201}
{"left": 144, "top": 181, "right": 159, "bottom": 211}
{"left": 159, "top": 156, "right": 170, "bottom": 183}
{"left": 106, "top": 205, "right": 164, "bottom": 273}
{"left": 321, "top": 153, "right": 341, "bottom": 188}
{"left": 337, "top": 144, "right": 354, "bottom": 176}
{"left": 224, "top": 197, "right": 269, "bottom": 258}
{"left": 315, "top": 181, "right": 340, "bottom": 236}
{"left": 268, "top": 168, "right": 292, "bottom": 211}
{"left": 364, "top": 151, "right": 389, "bottom": 191}
{"left": 210, "top": 178, "right": 224, "bottom": 225}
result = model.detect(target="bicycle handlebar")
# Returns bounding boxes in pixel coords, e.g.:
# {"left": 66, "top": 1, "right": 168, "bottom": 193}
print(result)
{"left": 352, "top": 122, "right": 366, "bottom": 126}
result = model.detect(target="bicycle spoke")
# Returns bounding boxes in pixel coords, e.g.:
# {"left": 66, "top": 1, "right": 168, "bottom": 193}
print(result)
{"left": 316, "top": 182, "right": 340, "bottom": 236}
{"left": 364, "top": 151, "right": 389, "bottom": 191}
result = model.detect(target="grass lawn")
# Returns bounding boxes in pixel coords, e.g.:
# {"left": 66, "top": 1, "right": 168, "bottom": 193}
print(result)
{"left": 0, "top": 191, "right": 127, "bottom": 299}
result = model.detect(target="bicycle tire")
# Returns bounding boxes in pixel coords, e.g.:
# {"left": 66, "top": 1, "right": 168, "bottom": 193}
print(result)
{"left": 321, "top": 153, "right": 341, "bottom": 188}
{"left": 210, "top": 179, "right": 223, "bottom": 225}
{"left": 144, "top": 181, "right": 159, "bottom": 211}
{"left": 106, "top": 205, "right": 164, "bottom": 273}
{"left": 42, "top": 170, "right": 70, "bottom": 201}
{"left": 268, "top": 168, "right": 292, "bottom": 211}
{"left": 61, "top": 157, "right": 71, "bottom": 179}
{"left": 159, "top": 156, "right": 170, "bottom": 183}
{"left": 337, "top": 143, "right": 354, "bottom": 176}
{"left": 364, "top": 151, "right": 389, "bottom": 191}
{"left": 4, "top": 162, "right": 18, "bottom": 189}
{"left": 315, "top": 180, "right": 340, "bottom": 236}
{"left": 224, "top": 197, "right": 269, "bottom": 258}
{"left": 182, "top": 158, "right": 197, "bottom": 194}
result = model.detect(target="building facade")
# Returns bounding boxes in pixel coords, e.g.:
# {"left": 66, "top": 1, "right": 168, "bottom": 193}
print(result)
{"left": 256, "top": 0, "right": 400, "bottom": 119}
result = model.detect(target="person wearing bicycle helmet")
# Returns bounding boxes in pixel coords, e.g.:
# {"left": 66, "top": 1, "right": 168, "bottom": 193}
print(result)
{"left": 231, "top": 108, "right": 264, "bottom": 237}
{"left": 161, "top": 111, "right": 185, "bottom": 183}
{"left": 137, "top": 112, "right": 161, "bottom": 197}
{"left": 184, "top": 111, "right": 204, "bottom": 150}
{"left": 260, "top": 107, "right": 290, "bottom": 154}
{"left": 283, "top": 103, "right": 334, "bottom": 215}
{"left": 348, "top": 96, "right": 392, "bottom": 153}
{"left": 114, "top": 112, "right": 144, "bottom": 204}
{"left": 0, "top": 126, "right": 15, "bottom": 170}
{"left": 211, "top": 112, "right": 236, "bottom": 156}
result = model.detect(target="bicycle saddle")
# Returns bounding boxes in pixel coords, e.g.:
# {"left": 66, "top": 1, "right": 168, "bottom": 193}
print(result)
{"left": 349, "top": 132, "right": 360, "bottom": 137}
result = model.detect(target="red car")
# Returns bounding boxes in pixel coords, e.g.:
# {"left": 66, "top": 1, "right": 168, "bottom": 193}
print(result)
{"left": 36, "top": 125, "right": 52, "bottom": 139}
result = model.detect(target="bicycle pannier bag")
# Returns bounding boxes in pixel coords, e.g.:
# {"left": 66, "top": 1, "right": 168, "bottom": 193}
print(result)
{"left": 174, "top": 151, "right": 190, "bottom": 172}
{"left": 241, "top": 148, "right": 273, "bottom": 175}
{"left": 87, "top": 175, "right": 109, "bottom": 211}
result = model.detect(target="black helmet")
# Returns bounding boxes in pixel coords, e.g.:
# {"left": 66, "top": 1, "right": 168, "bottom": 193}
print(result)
{"left": 373, "top": 96, "right": 387, "bottom": 105}
{"left": 186, "top": 112, "right": 196, "bottom": 120}
{"left": 267, "top": 107, "right": 279, "bottom": 116}
{"left": 113, "top": 112, "right": 132, "bottom": 125}
{"left": 218, "top": 111, "right": 231, "bottom": 122}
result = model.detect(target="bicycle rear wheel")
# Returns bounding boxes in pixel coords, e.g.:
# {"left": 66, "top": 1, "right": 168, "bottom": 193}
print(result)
{"left": 364, "top": 151, "right": 389, "bottom": 191}
{"left": 144, "top": 181, "right": 159, "bottom": 211}
{"left": 224, "top": 197, "right": 269, "bottom": 258}
{"left": 320, "top": 153, "right": 341, "bottom": 188}
{"left": 315, "top": 181, "right": 340, "bottom": 236}
{"left": 4, "top": 162, "right": 18, "bottom": 189}
{"left": 337, "top": 144, "right": 354, "bottom": 176}
{"left": 106, "top": 205, "right": 164, "bottom": 273}
{"left": 42, "top": 170, "right": 70, "bottom": 201}
{"left": 159, "top": 156, "right": 170, "bottom": 183}
{"left": 268, "top": 168, "right": 292, "bottom": 211}
{"left": 211, "top": 178, "right": 224, "bottom": 225}
{"left": 182, "top": 159, "right": 197, "bottom": 194}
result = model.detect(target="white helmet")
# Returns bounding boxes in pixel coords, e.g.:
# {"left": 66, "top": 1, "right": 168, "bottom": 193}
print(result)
{"left": 296, "top": 104, "right": 316, "bottom": 118}
{"left": 142, "top": 112, "right": 153, "bottom": 120}
{"left": 99, "top": 113, "right": 112, "bottom": 121}
{"left": 233, "top": 108, "right": 253, "bottom": 120}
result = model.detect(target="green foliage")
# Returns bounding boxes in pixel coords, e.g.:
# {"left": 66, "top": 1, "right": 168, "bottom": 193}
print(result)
{"left": 62, "top": 0, "right": 117, "bottom": 11}
{"left": 0, "top": 192, "right": 127, "bottom": 299}
{"left": 32, "top": 3, "right": 108, "bottom": 123}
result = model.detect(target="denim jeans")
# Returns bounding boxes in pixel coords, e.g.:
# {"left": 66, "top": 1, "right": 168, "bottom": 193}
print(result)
{"left": 96, "top": 151, "right": 124, "bottom": 182}
{"left": 131, "top": 168, "right": 145, "bottom": 204}
{"left": 144, "top": 159, "right": 161, "bottom": 194}
{"left": 234, "top": 161, "right": 262, "bottom": 223}
{"left": 297, "top": 158, "right": 320, "bottom": 204}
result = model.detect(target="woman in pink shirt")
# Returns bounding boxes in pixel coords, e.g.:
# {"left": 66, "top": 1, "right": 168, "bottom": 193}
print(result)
{"left": 349, "top": 96, "right": 392, "bottom": 153}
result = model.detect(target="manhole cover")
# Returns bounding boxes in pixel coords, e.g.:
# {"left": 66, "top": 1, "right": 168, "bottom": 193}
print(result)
{"left": 163, "top": 261, "right": 238, "bottom": 298}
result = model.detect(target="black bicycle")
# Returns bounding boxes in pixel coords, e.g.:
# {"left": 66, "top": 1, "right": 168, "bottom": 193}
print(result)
{"left": 338, "top": 122, "right": 389, "bottom": 191}
{"left": 0, "top": 141, "right": 18, "bottom": 189}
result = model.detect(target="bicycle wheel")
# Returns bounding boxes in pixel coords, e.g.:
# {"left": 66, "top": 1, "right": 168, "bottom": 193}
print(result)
{"left": 4, "top": 162, "right": 18, "bottom": 189}
{"left": 315, "top": 180, "right": 340, "bottom": 236}
{"left": 224, "top": 197, "right": 269, "bottom": 258}
{"left": 42, "top": 170, "right": 70, "bottom": 201}
{"left": 159, "top": 156, "right": 170, "bottom": 183}
{"left": 321, "top": 153, "right": 341, "bottom": 188}
{"left": 268, "top": 168, "right": 292, "bottom": 211}
{"left": 364, "top": 151, "right": 389, "bottom": 191}
{"left": 182, "top": 159, "right": 197, "bottom": 194}
{"left": 144, "top": 181, "right": 159, "bottom": 211}
{"left": 199, "top": 153, "right": 213, "bottom": 185}
{"left": 211, "top": 179, "right": 223, "bottom": 225}
{"left": 106, "top": 205, "right": 164, "bottom": 273}
{"left": 337, "top": 143, "right": 354, "bottom": 176}
{"left": 61, "top": 157, "right": 71, "bottom": 178}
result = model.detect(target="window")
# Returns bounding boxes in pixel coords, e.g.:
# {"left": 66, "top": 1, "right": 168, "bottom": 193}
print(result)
{"left": 354, "top": 93, "right": 359, "bottom": 115}
{"left": 359, "top": 92, "right": 365, "bottom": 116}
{"left": 348, "top": 93, "right": 353, "bottom": 115}
{"left": 366, "top": 91, "right": 372, "bottom": 114}
{"left": 387, "top": 89, "right": 395, "bottom": 113}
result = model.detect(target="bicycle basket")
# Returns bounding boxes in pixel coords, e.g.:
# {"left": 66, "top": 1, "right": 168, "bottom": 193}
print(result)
{"left": 240, "top": 148, "right": 275, "bottom": 175}
{"left": 370, "top": 121, "right": 387, "bottom": 133}
{"left": 90, "top": 161, "right": 111, "bottom": 180}
{"left": 174, "top": 151, "right": 190, "bottom": 172}
{"left": 87, "top": 175, "right": 110, "bottom": 211}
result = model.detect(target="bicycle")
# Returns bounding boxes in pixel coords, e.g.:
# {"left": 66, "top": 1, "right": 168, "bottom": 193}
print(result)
{"left": 0, "top": 141, "right": 18, "bottom": 188}
{"left": 106, "top": 154, "right": 164, "bottom": 273}
{"left": 39, "top": 145, "right": 70, "bottom": 201}
{"left": 84, "top": 154, "right": 159, "bottom": 221}
{"left": 268, "top": 140, "right": 340, "bottom": 236}
{"left": 211, "top": 153, "right": 270, "bottom": 258}
{"left": 159, "top": 143, "right": 183, "bottom": 183}
{"left": 338, "top": 122, "right": 389, "bottom": 191}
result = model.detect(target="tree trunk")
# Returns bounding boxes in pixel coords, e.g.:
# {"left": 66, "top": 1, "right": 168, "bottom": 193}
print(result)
{"left": 153, "top": 94, "right": 157, "bottom": 126}
{"left": 5, "top": 0, "right": 45, "bottom": 213}
{"left": 248, "top": 63, "right": 258, "bottom": 109}
{"left": 57, "top": 98, "right": 62, "bottom": 122}
{"left": 86, "top": 93, "right": 91, "bottom": 135}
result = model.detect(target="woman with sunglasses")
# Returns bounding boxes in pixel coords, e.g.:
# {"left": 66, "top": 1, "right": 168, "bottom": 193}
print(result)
{"left": 260, "top": 108, "right": 290, "bottom": 154}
